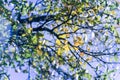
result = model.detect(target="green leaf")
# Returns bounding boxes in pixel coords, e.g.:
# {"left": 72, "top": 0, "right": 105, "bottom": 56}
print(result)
{"left": 105, "top": 36, "right": 108, "bottom": 42}
{"left": 22, "top": 7, "right": 28, "bottom": 15}
{"left": 107, "top": 69, "right": 116, "bottom": 75}
{"left": 83, "top": 73, "right": 92, "bottom": 80}
{"left": 117, "top": 18, "right": 120, "bottom": 25}
{"left": 116, "top": 38, "right": 120, "bottom": 43}
{"left": 114, "top": 55, "right": 118, "bottom": 61}
{"left": 15, "top": 55, "right": 21, "bottom": 61}
{"left": 26, "top": 53, "right": 31, "bottom": 58}
{"left": 10, "top": 0, "right": 19, "bottom": 4}
{"left": 110, "top": 26, "right": 119, "bottom": 37}
{"left": 32, "top": 35, "right": 38, "bottom": 44}
{"left": 109, "top": 4, "right": 117, "bottom": 10}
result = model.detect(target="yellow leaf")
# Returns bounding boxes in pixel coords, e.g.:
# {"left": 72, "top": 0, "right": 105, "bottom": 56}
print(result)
{"left": 79, "top": 62, "right": 83, "bottom": 65}
{"left": 29, "top": 17, "right": 33, "bottom": 21}
{"left": 66, "top": 34, "right": 70, "bottom": 38}
{"left": 36, "top": 49, "right": 42, "bottom": 56}
{"left": 79, "top": 41, "right": 84, "bottom": 45}
{"left": 27, "top": 27, "right": 33, "bottom": 33}
{"left": 74, "top": 40, "right": 84, "bottom": 46}
{"left": 83, "top": 63, "right": 86, "bottom": 68}
{"left": 82, "top": 20, "right": 85, "bottom": 24}
{"left": 87, "top": 46, "right": 90, "bottom": 51}
{"left": 64, "top": 16, "right": 68, "bottom": 20}
{"left": 72, "top": 11, "right": 77, "bottom": 15}
{"left": 64, "top": 40, "right": 68, "bottom": 44}
{"left": 96, "top": 15, "right": 101, "bottom": 21}
{"left": 67, "top": 20, "right": 72, "bottom": 24}
{"left": 57, "top": 48, "right": 62, "bottom": 55}
{"left": 79, "top": 52, "right": 84, "bottom": 57}
{"left": 74, "top": 47, "right": 78, "bottom": 51}
{"left": 51, "top": 56, "right": 54, "bottom": 61}
{"left": 38, "top": 45, "right": 41, "bottom": 49}
{"left": 76, "top": 36, "right": 82, "bottom": 41}
{"left": 98, "top": 6, "right": 103, "bottom": 10}
{"left": 77, "top": 8, "right": 82, "bottom": 13}
{"left": 56, "top": 20, "right": 60, "bottom": 23}
{"left": 59, "top": 34, "right": 66, "bottom": 38}
{"left": 88, "top": 21, "right": 94, "bottom": 26}
{"left": 61, "top": 28, "right": 68, "bottom": 32}
{"left": 22, "top": 33, "right": 27, "bottom": 37}
{"left": 73, "top": 26, "right": 78, "bottom": 32}
{"left": 32, "top": 62, "right": 36, "bottom": 67}
{"left": 110, "top": 11, "right": 116, "bottom": 15}
{"left": 63, "top": 44, "right": 69, "bottom": 51}
{"left": 54, "top": 28, "right": 58, "bottom": 32}
{"left": 56, "top": 39, "right": 61, "bottom": 45}
{"left": 36, "top": 45, "right": 42, "bottom": 55}
{"left": 74, "top": 41, "right": 80, "bottom": 46}
{"left": 115, "top": 38, "right": 120, "bottom": 44}
{"left": 86, "top": 56, "right": 92, "bottom": 61}
{"left": 88, "top": 9, "right": 95, "bottom": 15}
{"left": 85, "top": 3, "right": 89, "bottom": 7}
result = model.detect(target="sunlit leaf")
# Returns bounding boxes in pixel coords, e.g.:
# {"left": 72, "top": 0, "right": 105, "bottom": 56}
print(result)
{"left": 114, "top": 55, "right": 118, "bottom": 61}
{"left": 79, "top": 62, "right": 83, "bottom": 65}
{"left": 36, "top": 48, "right": 42, "bottom": 56}
{"left": 86, "top": 56, "right": 92, "bottom": 61}
{"left": 72, "top": 11, "right": 77, "bottom": 15}
{"left": 74, "top": 36, "right": 84, "bottom": 46}
{"left": 56, "top": 39, "right": 61, "bottom": 45}
{"left": 87, "top": 46, "right": 90, "bottom": 51}
{"left": 0, "top": 0, "right": 120, "bottom": 79}
{"left": 63, "top": 44, "right": 69, "bottom": 52}
{"left": 27, "top": 27, "right": 33, "bottom": 34}
{"left": 36, "top": 45, "right": 42, "bottom": 56}
{"left": 110, "top": 10, "right": 116, "bottom": 15}
{"left": 83, "top": 73, "right": 92, "bottom": 80}
{"left": 32, "top": 35, "right": 38, "bottom": 44}
{"left": 116, "top": 38, "right": 120, "bottom": 44}
{"left": 80, "top": 52, "right": 84, "bottom": 57}
{"left": 57, "top": 48, "right": 62, "bottom": 55}
{"left": 73, "top": 26, "right": 78, "bottom": 32}
{"left": 59, "top": 34, "right": 67, "bottom": 38}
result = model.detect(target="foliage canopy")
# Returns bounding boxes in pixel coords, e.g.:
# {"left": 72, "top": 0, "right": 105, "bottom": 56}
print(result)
{"left": 0, "top": 0, "right": 120, "bottom": 79}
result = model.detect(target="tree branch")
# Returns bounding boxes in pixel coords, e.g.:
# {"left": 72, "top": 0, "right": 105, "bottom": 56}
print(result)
{"left": 19, "top": 15, "right": 55, "bottom": 23}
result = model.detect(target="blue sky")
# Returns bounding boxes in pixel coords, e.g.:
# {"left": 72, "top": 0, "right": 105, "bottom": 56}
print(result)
{"left": 0, "top": 0, "right": 120, "bottom": 80}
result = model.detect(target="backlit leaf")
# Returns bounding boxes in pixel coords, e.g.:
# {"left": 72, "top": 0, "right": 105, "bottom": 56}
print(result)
{"left": 57, "top": 48, "right": 62, "bottom": 55}
{"left": 80, "top": 52, "right": 84, "bottom": 57}
{"left": 59, "top": 34, "right": 66, "bottom": 38}
{"left": 63, "top": 44, "right": 69, "bottom": 52}
{"left": 56, "top": 39, "right": 61, "bottom": 45}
